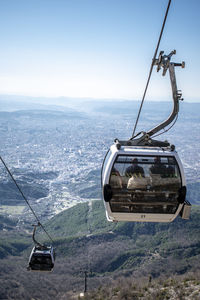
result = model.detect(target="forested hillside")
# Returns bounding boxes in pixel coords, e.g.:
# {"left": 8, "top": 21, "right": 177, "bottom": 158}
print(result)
{"left": 0, "top": 201, "right": 200, "bottom": 299}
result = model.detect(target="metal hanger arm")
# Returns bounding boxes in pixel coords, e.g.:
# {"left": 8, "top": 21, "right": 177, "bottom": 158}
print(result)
{"left": 147, "top": 50, "right": 185, "bottom": 137}
{"left": 32, "top": 223, "right": 45, "bottom": 249}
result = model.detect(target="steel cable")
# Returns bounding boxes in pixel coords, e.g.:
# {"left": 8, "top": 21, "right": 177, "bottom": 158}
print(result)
{"left": 132, "top": 0, "right": 172, "bottom": 138}
{"left": 0, "top": 155, "right": 54, "bottom": 244}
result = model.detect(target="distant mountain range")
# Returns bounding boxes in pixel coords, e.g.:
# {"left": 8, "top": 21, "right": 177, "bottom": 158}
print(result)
{"left": 0, "top": 94, "right": 199, "bottom": 117}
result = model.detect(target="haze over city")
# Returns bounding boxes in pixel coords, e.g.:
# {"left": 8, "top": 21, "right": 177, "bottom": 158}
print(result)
{"left": 0, "top": 0, "right": 199, "bottom": 102}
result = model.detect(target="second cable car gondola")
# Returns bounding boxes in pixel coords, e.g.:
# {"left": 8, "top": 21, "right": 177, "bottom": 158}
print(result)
{"left": 27, "top": 223, "right": 55, "bottom": 272}
{"left": 28, "top": 245, "right": 55, "bottom": 272}
{"left": 101, "top": 50, "right": 191, "bottom": 223}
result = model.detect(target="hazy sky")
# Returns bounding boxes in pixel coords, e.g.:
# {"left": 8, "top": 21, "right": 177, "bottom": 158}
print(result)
{"left": 0, "top": 0, "right": 199, "bottom": 102}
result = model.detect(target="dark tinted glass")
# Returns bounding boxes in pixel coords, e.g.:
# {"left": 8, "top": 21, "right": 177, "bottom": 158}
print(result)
{"left": 109, "top": 155, "right": 181, "bottom": 214}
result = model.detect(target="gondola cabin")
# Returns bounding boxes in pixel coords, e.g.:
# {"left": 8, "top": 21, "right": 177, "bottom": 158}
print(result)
{"left": 28, "top": 245, "right": 55, "bottom": 272}
{"left": 102, "top": 142, "right": 188, "bottom": 223}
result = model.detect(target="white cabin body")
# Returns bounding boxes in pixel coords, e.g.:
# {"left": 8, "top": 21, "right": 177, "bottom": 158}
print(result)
{"left": 102, "top": 144, "right": 186, "bottom": 223}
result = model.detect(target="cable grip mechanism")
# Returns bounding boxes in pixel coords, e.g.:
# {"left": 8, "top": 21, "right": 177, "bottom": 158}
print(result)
{"left": 154, "top": 50, "right": 185, "bottom": 76}
{"left": 143, "top": 50, "right": 186, "bottom": 138}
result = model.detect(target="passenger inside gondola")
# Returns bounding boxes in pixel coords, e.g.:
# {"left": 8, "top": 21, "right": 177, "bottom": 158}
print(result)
{"left": 109, "top": 155, "right": 182, "bottom": 214}
{"left": 166, "top": 158, "right": 176, "bottom": 177}
{"left": 125, "top": 158, "right": 145, "bottom": 178}
{"left": 150, "top": 156, "right": 166, "bottom": 176}
{"left": 110, "top": 166, "right": 123, "bottom": 188}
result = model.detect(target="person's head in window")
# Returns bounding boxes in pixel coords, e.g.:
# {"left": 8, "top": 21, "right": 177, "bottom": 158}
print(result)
{"left": 154, "top": 157, "right": 161, "bottom": 164}
{"left": 132, "top": 158, "right": 138, "bottom": 164}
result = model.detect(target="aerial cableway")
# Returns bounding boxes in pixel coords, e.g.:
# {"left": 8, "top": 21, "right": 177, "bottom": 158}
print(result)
{"left": 0, "top": 156, "right": 56, "bottom": 271}
{"left": 27, "top": 223, "right": 55, "bottom": 272}
{"left": 101, "top": 0, "right": 191, "bottom": 223}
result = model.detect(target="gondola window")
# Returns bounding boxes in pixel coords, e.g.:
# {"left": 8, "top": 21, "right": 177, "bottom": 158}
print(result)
{"left": 109, "top": 155, "right": 182, "bottom": 214}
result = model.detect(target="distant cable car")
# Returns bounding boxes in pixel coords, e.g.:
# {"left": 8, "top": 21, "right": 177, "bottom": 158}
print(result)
{"left": 27, "top": 223, "right": 55, "bottom": 272}
{"left": 101, "top": 51, "right": 191, "bottom": 223}
{"left": 28, "top": 245, "right": 55, "bottom": 272}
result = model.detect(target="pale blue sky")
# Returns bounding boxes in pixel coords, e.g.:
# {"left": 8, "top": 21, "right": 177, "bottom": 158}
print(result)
{"left": 0, "top": 0, "right": 199, "bottom": 102}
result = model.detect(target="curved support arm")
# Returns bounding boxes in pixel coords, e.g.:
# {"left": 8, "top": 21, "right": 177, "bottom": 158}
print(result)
{"left": 117, "top": 51, "right": 185, "bottom": 148}
{"left": 146, "top": 51, "right": 184, "bottom": 137}
{"left": 32, "top": 223, "right": 45, "bottom": 249}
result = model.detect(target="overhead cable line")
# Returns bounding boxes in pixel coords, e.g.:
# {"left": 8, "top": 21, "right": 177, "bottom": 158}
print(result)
{"left": 132, "top": 0, "right": 172, "bottom": 138}
{"left": 0, "top": 155, "right": 54, "bottom": 244}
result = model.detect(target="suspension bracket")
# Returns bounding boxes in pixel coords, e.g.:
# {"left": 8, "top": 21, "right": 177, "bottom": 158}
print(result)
{"left": 32, "top": 222, "right": 47, "bottom": 249}
{"left": 154, "top": 50, "right": 185, "bottom": 76}
{"left": 145, "top": 50, "right": 185, "bottom": 138}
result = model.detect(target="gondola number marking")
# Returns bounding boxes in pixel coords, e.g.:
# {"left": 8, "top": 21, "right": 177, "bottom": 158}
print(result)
{"left": 141, "top": 215, "right": 146, "bottom": 219}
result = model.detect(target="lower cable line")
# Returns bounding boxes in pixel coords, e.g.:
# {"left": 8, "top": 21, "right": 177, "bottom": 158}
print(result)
{"left": 0, "top": 155, "right": 54, "bottom": 244}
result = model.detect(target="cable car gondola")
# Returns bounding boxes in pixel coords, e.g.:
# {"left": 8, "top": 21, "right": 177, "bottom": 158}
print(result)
{"left": 28, "top": 245, "right": 55, "bottom": 272}
{"left": 101, "top": 51, "right": 191, "bottom": 223}
{"left": 27, "top": 223, "right": 55, "bottom": 272}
